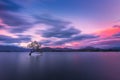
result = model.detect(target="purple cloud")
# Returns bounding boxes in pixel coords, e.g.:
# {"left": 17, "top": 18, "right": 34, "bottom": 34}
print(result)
{"left": 0, "top": 35, "right": 31, "bottom": 43}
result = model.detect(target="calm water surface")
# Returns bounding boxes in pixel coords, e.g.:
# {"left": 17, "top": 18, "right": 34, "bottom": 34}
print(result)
{"left": 0, "top": 52, "right": 120, "bottom": 80}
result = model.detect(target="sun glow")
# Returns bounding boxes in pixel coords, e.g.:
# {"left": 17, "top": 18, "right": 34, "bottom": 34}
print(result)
{"left": 19, "top": 42, "right": 31, "bottom": 48}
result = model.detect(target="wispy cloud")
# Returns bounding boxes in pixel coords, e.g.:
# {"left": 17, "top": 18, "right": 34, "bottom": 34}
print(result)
{"left": 0, "top": 35, "right": 31, "bottom": 43}
{"left": 0, "top": 0, "right": 120, "bottom": 48}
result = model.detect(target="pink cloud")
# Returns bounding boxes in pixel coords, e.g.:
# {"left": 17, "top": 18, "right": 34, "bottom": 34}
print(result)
{"left": 95, "top": 27, "right": 120, "bottom": 38}
{"left": 0, "top": 19, "right": 10, "bottom": 28}
{"left": 63, "top": 26, "right": 120, "bottom": 48}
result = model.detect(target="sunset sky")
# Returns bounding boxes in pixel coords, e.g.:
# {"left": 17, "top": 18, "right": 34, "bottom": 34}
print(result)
{"left": 0, "top": 0, "right": 120, "bottom": 48}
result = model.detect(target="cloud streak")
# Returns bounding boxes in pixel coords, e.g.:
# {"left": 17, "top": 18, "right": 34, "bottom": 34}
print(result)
{"left": 52, "top": 34, "right": 98, "bottom": 46}
{"left": 0, "top": 35, "right": 31, "bottom": 43}
{"left": 0, "top": 0, "right": 120, "bottom": 49}
{"left": 0, "top": 0, "right": 21, "bottom": 11}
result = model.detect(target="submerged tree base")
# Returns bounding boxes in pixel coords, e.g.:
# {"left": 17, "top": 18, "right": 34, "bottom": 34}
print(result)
{"left": 29, "top": 50, "right": 43, "bottom": 56}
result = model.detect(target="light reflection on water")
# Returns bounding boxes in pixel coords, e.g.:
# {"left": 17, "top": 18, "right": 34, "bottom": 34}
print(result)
{"left": 0, "top": 52, "right": 120, "bottom": 80}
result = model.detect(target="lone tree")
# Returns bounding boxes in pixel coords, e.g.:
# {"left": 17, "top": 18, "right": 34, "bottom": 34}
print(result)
{"left": 27, "top": 41, "right": 42, "bottom": 55}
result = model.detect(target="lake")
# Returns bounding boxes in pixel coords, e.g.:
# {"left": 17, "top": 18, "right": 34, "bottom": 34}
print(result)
{"left": 0, "top": 52, "right": 120, "bottom": 80}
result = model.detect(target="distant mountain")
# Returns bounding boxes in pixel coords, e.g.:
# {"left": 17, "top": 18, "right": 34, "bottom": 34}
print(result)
{"left": 41, "top": 46, "right": 120, "bottom": 52}
{"left": 41, "top": 47, "right": 74, "bottom": 52}
{"left": 0, "top": 45, "right": 120, "bottom": 52}
{"left": 0, "top": 45, "right": 29, "bottom": 52}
